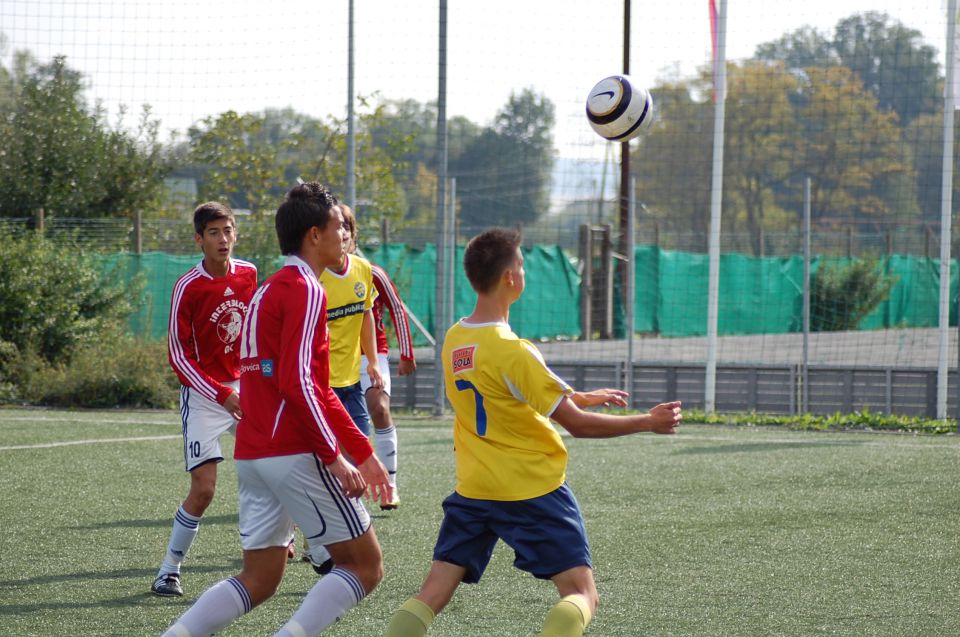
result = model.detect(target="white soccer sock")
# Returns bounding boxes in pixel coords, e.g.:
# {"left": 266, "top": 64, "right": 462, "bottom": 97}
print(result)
{"left": 273, "top": 567, "right": 365, "bottom": 637}
{"left": 374, "top": 425, "right": 398, "bottom": 488}
{"left": 161, "top": 576, "right": 251, "bottom": 637}
{"left": 159, "top": 505, "right": 201, "bottom": 575}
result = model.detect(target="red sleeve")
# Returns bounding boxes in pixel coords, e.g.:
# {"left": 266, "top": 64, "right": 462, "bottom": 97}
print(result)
{"left": 372, "top": 266, "right": 415, "bottom": 361}
{"left": 167, "top": 277, "right": 232, "bottom": 404}
{"left": 276, "top": 278, "right": 373, "bottom": 465}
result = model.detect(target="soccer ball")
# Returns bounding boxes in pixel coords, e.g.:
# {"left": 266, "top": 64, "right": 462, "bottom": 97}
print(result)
{"left": 585, "top": 75, "right": 654, "bottom": 142}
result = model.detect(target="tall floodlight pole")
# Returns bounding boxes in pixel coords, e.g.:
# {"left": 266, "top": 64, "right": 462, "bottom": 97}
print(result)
{"left": 704, "top": 0, "right": 727, "bottom": 413}
{"left": 346, "top": 0, "right": 356, "bottom": 209}
{"left": 433, "top": 0, "right": 449, "bottom": 416}
{"left": 618, "top": 0, "right": 631, "bottom": 339}
{"left": 626, "top": 177, "right": 637, "bottom": 404}
{"left": 940, "top": 0, "right": 957, "bottom": 422}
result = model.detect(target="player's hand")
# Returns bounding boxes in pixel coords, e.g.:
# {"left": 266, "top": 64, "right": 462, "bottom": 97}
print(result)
{"left": 223, "top": 391, "right": 243, "bottom": 420}
{"left": 367, "top": 361, "right": 385, "bottom": 389}
{"left": 574, "top": 388, "right": 628, "bottom": 408}
{"left": 398, "top": 358, "right": 416, "bottom": 376}
{"left": 357, "top": 454, "right": 393, "bottom": 506}
{"left": 327, "top": 454, "right": 366, "bottom": 498}
{"left": 647, "top": 401, "right": 682, "bottom": 434}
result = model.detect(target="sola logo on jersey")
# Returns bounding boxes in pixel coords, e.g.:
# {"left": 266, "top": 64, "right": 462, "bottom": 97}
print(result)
{"left": 451, "top": 345, "right": 476, "bottom": 373}
{"left": 210, "top": 299, "right": 248, "bottom": 352}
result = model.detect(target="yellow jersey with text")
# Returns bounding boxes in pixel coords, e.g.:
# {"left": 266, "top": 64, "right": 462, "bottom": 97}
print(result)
{"left": 442, "top": 319, "right": 574, "bottom": 501}
{"left": 319, "top": 254, "right": 377, "bottom": 388}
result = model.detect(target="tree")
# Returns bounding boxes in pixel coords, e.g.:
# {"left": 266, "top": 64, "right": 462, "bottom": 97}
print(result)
{"left": 368, "top": 98, "right": 482, "bottom": 225}
{"left": 755, "top": 25, "right": 836, "bottom": 69}
{"left": 0, "top": 52, "right": 167, "bottom": 219}
{"left": 454, "top": 89, "right": 555, "bottom": 232}
{"left": 789, "top": 66, "right": 915, "bottom": 227}
{"left": 904, "top": 110, "right": 960, "bottom": 225}
{"left": 756, "top": 13, "right": 940, "bottom": 128}
{"left": 633, "top": 78, "right": 714, "bottom": 249}
{"left": 723, "top": 61, "right": 800, "bottom": 255}
{"left": 832, "top": 12, "right": 940, "bottom": 127}
{"left": 183, "top": 100, "right": 416, "bottom": 255}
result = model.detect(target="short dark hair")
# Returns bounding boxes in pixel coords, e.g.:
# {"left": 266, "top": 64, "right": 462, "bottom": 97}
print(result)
{"left": 193, "top": 201, "right": 234, "bottom": 235}
{"left": 275, "top": 182, "right": 339, "bottom": 255}
{"left": 463, "top": 227, "right": 522, "bottom": 294}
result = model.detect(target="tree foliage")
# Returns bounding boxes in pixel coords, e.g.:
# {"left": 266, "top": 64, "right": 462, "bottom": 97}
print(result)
{"left": 640, "top": 33, "right": 920, "bottom": 255}
{"left": 454, "top": 88, "right": 555, "bottom": 231}
{"left": 756, "top": 12, "right": 940, "bottom": 127}
{"left": 0, "top": 52, "right": 167, "bottom": 218}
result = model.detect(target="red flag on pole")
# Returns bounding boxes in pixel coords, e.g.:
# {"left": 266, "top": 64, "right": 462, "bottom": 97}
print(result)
{"left": 709, "top": 0, "right": 719, "bottom": 102}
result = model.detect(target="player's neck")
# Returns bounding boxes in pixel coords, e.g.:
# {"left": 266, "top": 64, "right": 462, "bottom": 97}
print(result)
{"left": 203, "top": 257, "right": 230, "bottom": 278}
{"left": 467, "top": 294, "right": 510, "bottom": 325}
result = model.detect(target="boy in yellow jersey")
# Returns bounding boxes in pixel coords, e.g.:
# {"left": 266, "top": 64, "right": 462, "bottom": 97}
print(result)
{"left": 319, "top": 203, "right": 383, "bottom": 433}
{"left": 385, "top": 228, "right": 682, "bottom": 637}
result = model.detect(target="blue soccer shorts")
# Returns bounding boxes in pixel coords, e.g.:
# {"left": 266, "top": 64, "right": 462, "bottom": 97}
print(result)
{"left": 432, "top": 483, "right": 592, "bottom": 584}
{"left": 333, "top": 382, "right": 372, "bottom": 436}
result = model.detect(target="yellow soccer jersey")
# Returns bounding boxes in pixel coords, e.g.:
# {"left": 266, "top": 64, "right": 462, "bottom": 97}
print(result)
{"left": 320, "top": 254, "right": 377, "bottom": 388}
{"left": 442, "top": 319, "right": 574, "bottom": 501}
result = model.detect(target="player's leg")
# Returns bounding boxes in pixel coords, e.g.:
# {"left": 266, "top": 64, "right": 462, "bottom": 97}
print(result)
{"left": 160, "top": 458, "right": 291, "bottom": 637}
{"left": 541, "top": 566, "right": 597, "bottom": 637}
{"left": 160, "top": 547, "right": 288, "bottom": 637}
{"left": 384, "top": 560, "right": 465, "bottom": 637}
{"left": 269, "top": 453, "right": 382, "bottom": 636}
{"left": 493, "top": 484, "right": 596, "bottom": 637}
{"left": 363, "top": 353, "right": 400, "bottom": 509}
{"left": 386, "top": 492, "right": 498, "bottom": 636}
{"left": 153, "top": 384, "right": 234, "bottom": 597}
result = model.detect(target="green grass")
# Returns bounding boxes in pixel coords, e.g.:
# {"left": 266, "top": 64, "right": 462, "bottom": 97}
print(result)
{"left": 1, "top": 408, "right": 959, "bottom": 636}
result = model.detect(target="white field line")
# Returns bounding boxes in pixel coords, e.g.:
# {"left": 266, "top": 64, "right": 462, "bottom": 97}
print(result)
{"left": 0, "top": 422, "right": 956, "bottom": 452}
{"left": 0, "top": 435, "right": 180, "bottom": 451}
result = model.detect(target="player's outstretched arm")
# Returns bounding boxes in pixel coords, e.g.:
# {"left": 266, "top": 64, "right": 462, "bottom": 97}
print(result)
{"left": 552, "top": 398, "right": 681, "bottom": 438}
{"left": 571, "top": 388, "right": 628, "bottom": 408}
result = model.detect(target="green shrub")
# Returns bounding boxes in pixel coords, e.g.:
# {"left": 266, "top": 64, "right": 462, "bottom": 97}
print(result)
{"left": 0, "top": 229, "right": 145, "bottom": 363}
{"left": 811, "top": 258, "right": 896, "bottom": 331}
{"left": 24, "top": 336, "right": 178, "bottom": 408}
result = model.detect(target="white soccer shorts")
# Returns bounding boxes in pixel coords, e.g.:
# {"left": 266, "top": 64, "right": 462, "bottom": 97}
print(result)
{"left": 235, "top": 453, "right": 372, "bottom": 551}
{"left": 360, "top": 353, "right": 392, "bottom": 396}
{"left": 179, "top": 380, "right": 238, "bottom": 472}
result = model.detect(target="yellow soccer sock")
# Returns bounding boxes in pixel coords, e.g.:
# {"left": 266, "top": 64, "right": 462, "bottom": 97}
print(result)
{"left": 539, "top": 594, "right": 593, "bottom": 637}
{"left": 384, "top": 597, "right": 435, "bottom": 637}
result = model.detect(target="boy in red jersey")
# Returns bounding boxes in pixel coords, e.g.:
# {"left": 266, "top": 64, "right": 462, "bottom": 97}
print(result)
{"left": 151, "top": 202, "right": 257, "bottom": 597}
{"left": 160, "top": 182, "right": 392, "bottom": 637}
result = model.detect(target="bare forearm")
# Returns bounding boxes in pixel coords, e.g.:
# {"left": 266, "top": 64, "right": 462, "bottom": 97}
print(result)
{"left": 552, "top": 397, "right": 682, "bottom": 437}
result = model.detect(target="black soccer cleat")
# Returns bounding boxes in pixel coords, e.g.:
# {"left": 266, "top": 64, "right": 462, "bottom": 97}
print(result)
{"left": 310, "top": 556, "right": 335, "bottom": 576}
{"left": 151, "top": 573, "right": 183, "bottom": 597}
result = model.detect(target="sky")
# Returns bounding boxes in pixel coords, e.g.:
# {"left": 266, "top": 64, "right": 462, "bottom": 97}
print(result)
{"left": 0, "top": 0, "right": 951, "bottom": 164}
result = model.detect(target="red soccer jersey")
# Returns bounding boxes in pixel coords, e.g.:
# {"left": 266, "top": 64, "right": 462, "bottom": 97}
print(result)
{"left": 370, "top": 263, "right": 414, "bottom": 360}
{"left": 168, "top": 258, "right": 258, "bottom": 405}
{"left": 234, "top": 256, "right": 373, "bottom": 465}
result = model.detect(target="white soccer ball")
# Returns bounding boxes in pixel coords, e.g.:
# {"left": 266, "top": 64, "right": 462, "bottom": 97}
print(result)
{"left": 585, "top": 75, "right": 654, "bottom": 142}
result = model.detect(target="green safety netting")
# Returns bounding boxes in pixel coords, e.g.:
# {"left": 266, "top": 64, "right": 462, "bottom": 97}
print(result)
{"left": 98, "top": 245, "right": 957, "bottom": 343}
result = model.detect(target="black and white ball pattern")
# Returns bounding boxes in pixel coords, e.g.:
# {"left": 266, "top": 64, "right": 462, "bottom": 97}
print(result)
{"left": 586, "top": 75, "right": 654, "bottom": 142}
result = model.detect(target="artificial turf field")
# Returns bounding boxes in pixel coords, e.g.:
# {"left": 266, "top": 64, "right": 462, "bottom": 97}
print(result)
{"left": 0, "top": 407, "right": 958, "bottom": 636}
